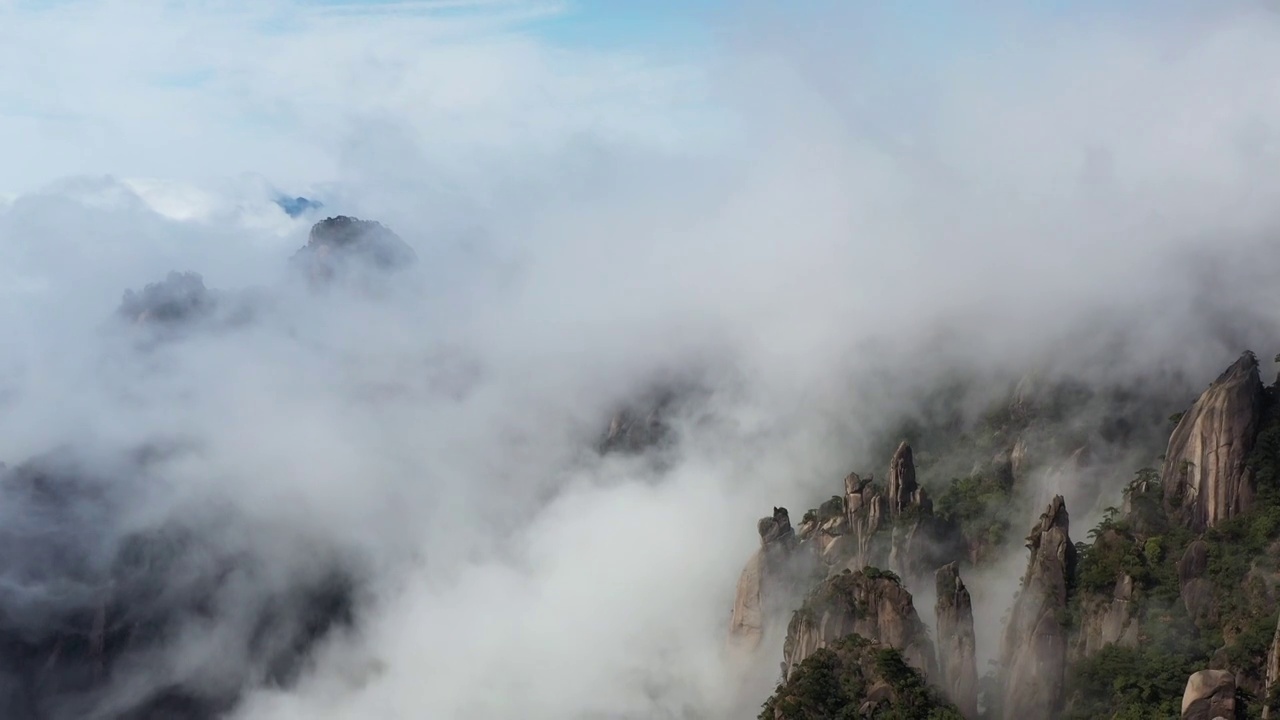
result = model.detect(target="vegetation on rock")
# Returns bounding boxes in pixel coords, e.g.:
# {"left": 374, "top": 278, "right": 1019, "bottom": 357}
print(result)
{"left": 761, "top": 635, "right": 964, "bottom": 720}
{"left": 1062, "top": 357, "right": 1280, "bottom": 718}
{"left": 745, "top": 351, "right": 1280, "bottom": 719}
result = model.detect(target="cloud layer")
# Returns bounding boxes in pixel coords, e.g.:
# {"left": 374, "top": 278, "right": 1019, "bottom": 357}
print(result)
{"left": 4, "top": 1, "right": 1280, "bottom": 718}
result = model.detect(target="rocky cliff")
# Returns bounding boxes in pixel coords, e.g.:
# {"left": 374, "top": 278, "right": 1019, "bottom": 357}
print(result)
{"left": 840, "top": 471, "right": 888, "bottom": 572}
{"left": 888, "top": 441, "right": 929, "bottom": 515}
{"left": 780, "top": 568, "right": 936, "bottom": 682}
{"left": 1181, "top": 669, "right": 1237, "bottom": 720}
{"left": 730, "top": 445, "right": 959, "bottom": 661}
{"left": 1069, "top": 570, "right": 1140, "bottom": 659}
{"left": 789, "top": 444, "right": 959, "bottom": 583}
{"left": 885, "top": 442, "right": 956, "bottom": 581}
{"left": 999, "top": 495, "right": 1075, "bottom": 720}
{"left": 737, "top": 351, "right": 1280, "bottom": 719}
{"left": 729, "top": 508, "right": 810, "bottom": 652}
{"left": 795, "top": 471, "right": 890, "bottom": 578}
{"left": 934, "top": 562, "right": 978, "bottom": 718}
{"left": 1162, "top": 352, "right": 1265, "bottom": 531}
{"left": 795, "top": 488, "right": 869, "bottom": 577}
{"left": 1178, "top": 539, "right": 1215, "bottom": 623}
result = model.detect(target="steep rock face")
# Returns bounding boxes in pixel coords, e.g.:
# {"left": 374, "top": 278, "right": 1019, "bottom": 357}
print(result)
{"left": 934, "top": 562, "right": 978, "bottom": 718}
{"left": 795, "top": 494, "right": 856, "bottom": 573}
{"left": 888, "top": 517, "right": 942, "bottom": 582}
{"left": 802, "top": 462, "right": 954, "bottom": 582}
{"left": 760, "top": 508, "right": 797, "bottom": 547}
{"left": 1070, "top": 572, "right": 1140, "bottom": 659}
{"left": 882, "top": 442, "right": 955, "bottom": 580}
{"left": 1178, "top": 540, "right": 1215, "bottom": 622}
{"left": 729, "top": 508, "right": 809, "bottom": 652}
{"left": 796, "top": 471, "right": 892, "bottom": 578}
{"left": 999, "top": 495, "right": 1075, "bottom": 720}
{"left": 1162, "top": 352, "right": 1265, "bottom": 531}
{"left": 887, "top": 441, "right": 930, "bottom": 515}
{"left": 836, "top": 472, "right": 889, "bottom": 573}
{"left": 781, "top": 569, "right": 936, "bottom": 682}
{"left": 1122, "top": 467, "right": 1161, "bottom": 524}
{"left": 1181, "top": 669, "right": 1236, "bottom": 720}
{"left": 290, "top": 216, "right": 417, "bottom": 288}
{"left": 791, "top": 449, "right": 958, "bottom": 584}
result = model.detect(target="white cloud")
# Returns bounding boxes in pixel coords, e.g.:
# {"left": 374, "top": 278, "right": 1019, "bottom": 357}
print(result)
{"left": 4, "top": 1, "right": 1280, "bottom": 719}
{"left": 0, "top": 0, "right": 711, "bottom": 192}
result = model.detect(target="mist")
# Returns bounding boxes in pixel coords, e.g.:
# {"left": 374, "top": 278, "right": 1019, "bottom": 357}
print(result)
{"left": 4, "top": 1, "right": 1280, "bottom": 718}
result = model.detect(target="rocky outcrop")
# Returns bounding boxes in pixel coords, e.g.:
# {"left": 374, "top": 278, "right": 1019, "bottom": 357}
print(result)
{"left": 882, "top": 442, "right": 957, "bottom": 580}
{"left": 760, "top": 507, "right": 797, "bottom": 547}
{"left": 291, "top": 215, "right": 417, "bottom": 287}
{"left": 1070, "top": 572, "right": 1141, "bottom": 659}
{"left": 1162, "top": 352, "right": 1265, "bottom": 531}
{"left": 934, "top": 562, "right": 978, "bottom": 718}
{"left": 729, "top": 508, "right": 809, "bottom": 652}
{"left": 796, "top": 472, "right": 890, "bottom": 578}
{"left": 795, "top": 493, "right": 858, "bottom": 574}
{"left": 888, "top": 517, "right": 941, "bottom": 581}
{"left": 799, "top": 462, "right": 955, "bottom": 582}
{"left": 1181, "top": 669, "right": 1236, "bottom": 720}
{"left": 834, "top": 472, "right": 889, "bottom": 573}
{"left": 887, "top": 441, "right": 930, "bottom": 515}
{"left": 790, "top": 446, "right": 959, "bottom": 584}
{"left": 781, "top": 568, "right": 936, "bottom": 682}
{"left": 999, "top": 495, "right": 1076, "bottom": 720}
{"left": 1178, "top": 540, "right": 1215, "bottom": 622}
{"left": 1123, "top": 467, "right": 1162, "bottom": 526}
{"left": 597, "top": 388, "right": 680, "bottom": 455}
{"left": 737, "top": 447, "right": 954, "bottom": 659}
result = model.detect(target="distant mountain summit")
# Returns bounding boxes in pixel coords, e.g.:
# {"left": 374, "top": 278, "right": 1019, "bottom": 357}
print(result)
{"left": 290, "top": 215, "right": 418, "bottom": 288}
{"left": 117, "top": 271, "right": 217, "bottom": 326}
{"left": 116, "top": 215, "right": 416, "bottom": 343}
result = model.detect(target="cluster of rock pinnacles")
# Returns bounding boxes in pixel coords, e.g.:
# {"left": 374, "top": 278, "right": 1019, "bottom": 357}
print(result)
{"left": 733, "top": 352, "right": 1275, "bottom": 719}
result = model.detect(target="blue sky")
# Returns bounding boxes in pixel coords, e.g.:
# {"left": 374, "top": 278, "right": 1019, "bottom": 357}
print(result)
{"left": 293, "top": 0, "right": 729, "bottom": 52}
{"left": 527, "top": 0, "right": 725, "bottom": 50}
